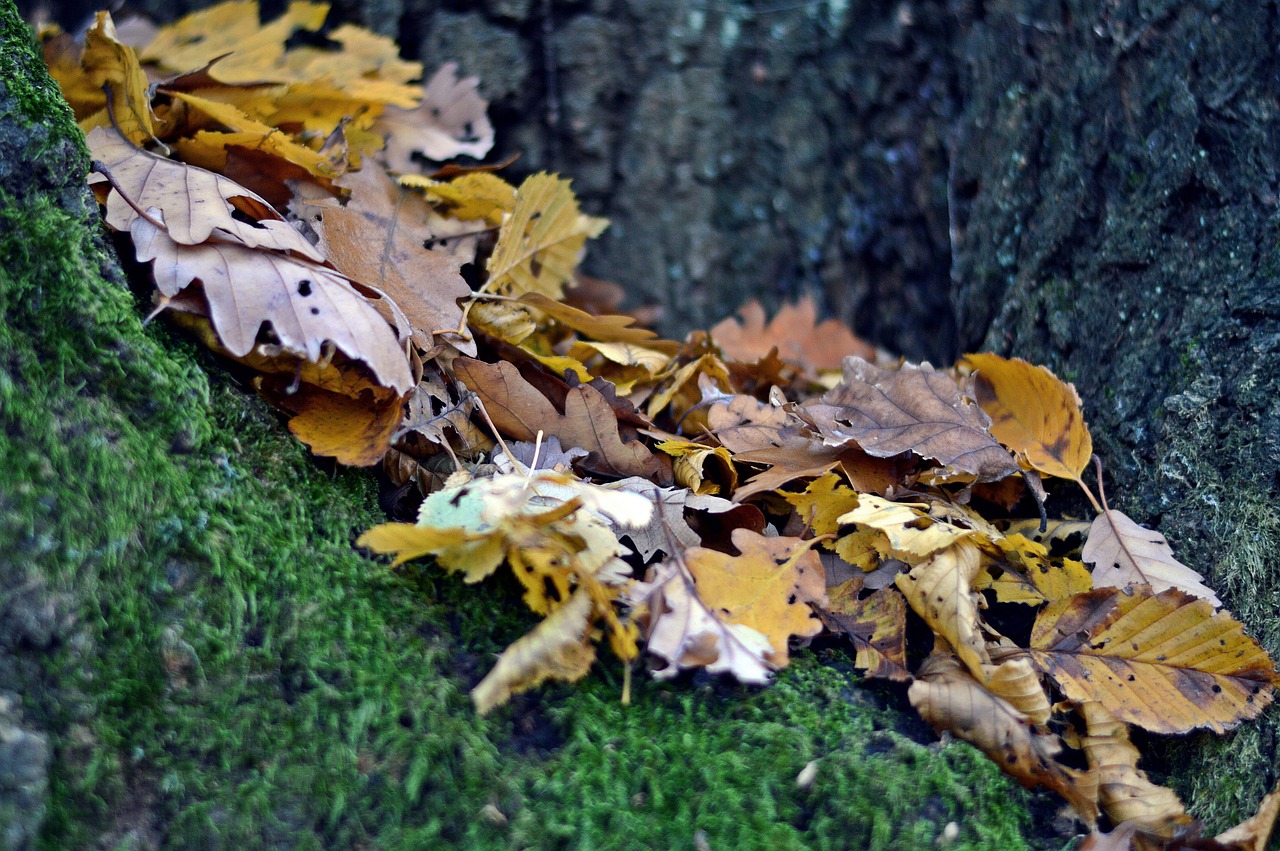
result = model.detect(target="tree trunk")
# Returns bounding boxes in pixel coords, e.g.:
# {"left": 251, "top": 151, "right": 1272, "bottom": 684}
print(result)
{"left": 10, "top": 0, "right": 1280, "bottom": 841}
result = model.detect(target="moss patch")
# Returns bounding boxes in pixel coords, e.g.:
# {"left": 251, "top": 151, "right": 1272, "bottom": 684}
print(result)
{"left": 0, "top": 3, "right": 1057, "bottom": 848}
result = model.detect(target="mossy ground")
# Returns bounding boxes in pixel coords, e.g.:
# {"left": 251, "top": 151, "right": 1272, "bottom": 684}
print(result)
{"left": 0, "top": 6, "right": 1057, "bottom": 848}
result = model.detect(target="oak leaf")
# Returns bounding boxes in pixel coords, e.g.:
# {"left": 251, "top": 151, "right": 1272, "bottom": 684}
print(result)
{"left": 87, "top": 127, "right": 324, "bottom": 260}
{"left": 1083, "top": 509, "right": 1221, "bottom": 606}
{"left": 375, "top": 62, "right": 495, "bottom": 169}
{"left": 305, "top": 166, "right": 472, "bottom": 354}
{"left": 132, "top": 213, "right": 414, "bottom": 394}
{"left": 1029, "top": 586, "right": 1279, "bottom": 733}
{"left": 709, "top": 297, "right": 875, "bottom": 372}
{"left": 962, "top": 353, "right": 1093, "bottom": 482}
{"left": 641, "top": 560, "right": 775, "bottom": 684}
{"left": 801, "top": 358, "right": 1019, "bottom": 482}
{"left": 683, "top": 529, "right": 826, "bottom": 666}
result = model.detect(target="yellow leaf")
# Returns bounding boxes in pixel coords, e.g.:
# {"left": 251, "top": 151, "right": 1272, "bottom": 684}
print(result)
{"left": 484, "top": 173, "right": 608, "bottom": 298}
{"left": 979, "top": 534, "right": 1093, "bottom": 605}
{"left": 518, "top": 292, "right": 659, "bottom": 343}
{"left": 962, "top": 352, "right": 1093, "bottom": 482}
{"left": 356, "top": 521, "right": 481, "bottom": 567}
{"left": 684, "top": 529, "right": 826, "bottom": 665}
{"left": 1030, "top": 586, "right": 1279, "bottom": 733}
{"left": 167, "top": 91, "right": 339, "bottom": 178}
{"left": 1077, "top": 701, "right": 1192, "bottom": 839}
{"left": 80, "top": 12, "right": 160, "bottom": 145}
{"left": 656, "top": 439, "right": 736, "bottom": 496}
{"left": 400, "top": 171, "right": 515, "bottom": 225}
{"left": 895, "top": 541, "right": 988, "bottom": 677}
{"left": 816, "top": 585, "right": 909, "bottom": 681}
{"left": 838, "top": 495, "right": 975, "bottom": 561}
{"left": 780, "top": 471, "right": 859, "bottom": 538}
{"left": 909, "top": 652, "right": 1099, "bottom": 826}
{"left": 277, "top": 385, "right": 405, "bottom": 466}
{"left": 472, "top": 588, "right": 597, "bottom": 714}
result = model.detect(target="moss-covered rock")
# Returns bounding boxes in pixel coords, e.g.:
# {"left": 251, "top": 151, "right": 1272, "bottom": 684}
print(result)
{"left": 0, "top": 3, "right": 1052, "bottom": 849}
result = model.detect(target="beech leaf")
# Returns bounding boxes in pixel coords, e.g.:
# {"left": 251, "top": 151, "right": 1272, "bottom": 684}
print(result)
{"left": 894, "top": 541, "right": 989, "bottom": 677}
{"left": 802, "top": 357, "right": 1019, "bottom": 482}
{"left": 1083, "top": 509, "right": 1221, "bottom": 606}
{"left": 1029, "top": 586, "right": 1279, "bottom": 733}
{"left": 962, "top": 352, "right": 1093, "bottom": 482}
{"left": 908, "top": 652, "right": 1100, "bottom": 825}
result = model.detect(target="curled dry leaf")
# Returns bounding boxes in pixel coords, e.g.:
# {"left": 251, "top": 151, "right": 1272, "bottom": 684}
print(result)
{"left": 87, "top": 127, "right": 325, "bottom": 261}
{"left": 471, "top": 588, "right": 596, "bottom": 714}
{"left": 962, "top": 352, "right": 1093, "bottom": 482}
{"left": 132, "top": 215, "right": 414, "bottom": 394}
{"left": 839, "top": 495, "right": 976, "bottom": 561}
{"left": 1083, "top": 509, "right": 1221, "bottom": 606}
{"left": 894, "top": 540, "right": 989, "bottom": 677}
{"left": 1030, "top": 586, "right": 1278, "bottom": 734}
{"left": 1077, "top": 701, "right": 1192, "bottom": 840}
{"left": 908, "top": 652, "right": 1100, "bottom": 826}
{"left": 801, "top": 357, "right": 1020, "bottom": 482}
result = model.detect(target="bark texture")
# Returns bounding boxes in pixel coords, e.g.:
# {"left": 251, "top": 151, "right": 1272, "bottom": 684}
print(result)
{"left": 12, "top": 0, "right": 1280, "bottom": 839}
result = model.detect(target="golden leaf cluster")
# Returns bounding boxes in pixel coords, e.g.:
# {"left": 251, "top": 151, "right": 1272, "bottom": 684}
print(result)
{"left": 45, "top": 5, "right": 1280, "bottom": 847}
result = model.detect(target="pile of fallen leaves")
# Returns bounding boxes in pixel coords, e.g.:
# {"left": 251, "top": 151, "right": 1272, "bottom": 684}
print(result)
{"left": 43, "top": 3, "right": 1280, "bottom": 847}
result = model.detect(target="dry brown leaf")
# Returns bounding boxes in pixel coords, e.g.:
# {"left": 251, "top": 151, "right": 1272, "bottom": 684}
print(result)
{"left": 1077, "top": 701, "right": 1192, "bottom": 840}
{"left": 87, "top": 127, "right": 324, "bottom": 260}
{"left": 265, "top": 382, "right": 406, "bottom": 466}
{"left": 642, "top": 560, "right": 775, "bottom": 684}
{"left": 894, "top": 540, "right": 989, "bottom": 677}
{"left": 909, "top": 652, "right": 1100, "bottom": 825}
{"left": 962, "top": 352, "right": 1093, "bottom": 482}
{"left": 471, "top": 587, "right": 596, "bottom": 714}
{"left": 1030, "top": 587, "right": 1279, "bottom": 733}
{"left": 815, "top": 585, "right": 909, "bottom": 681}
{"left": 706, "top": 394, "right": 792, "bottom": 453}
{"left": 801, "top": 357, "right": 1019, "bottom": 482}
{"left": 684, "top": 529, "right": 827, "bottom": 666}
{"left": 307, "top": 166, "right": 472, "bottom": 354}
{"left": 709, "top": 297, "right": 875, "bottom": 372}
{"left": 132, "top": 214, "right": 413, "bottom": 393}
{"left": 79, "top": 12, "right": 161, "bottom": 145}
{"left": 376, "top": 62, "right": 495, "bottom": 169}
{"left": 1083, "top": 510, "right": 1221, "bottom": 606}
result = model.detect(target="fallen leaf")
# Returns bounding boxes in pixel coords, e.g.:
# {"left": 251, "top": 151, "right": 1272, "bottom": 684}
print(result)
{"left": 683, "top": 529, "right": 826, "bottom": 665}
{"left": 962, "top": 352, "right": 1093, "bottom": 482}
{"left": 1029, "top": 586, "right": 1279, "bottom": 733}
{"left": 484, "top": 172, "right": 608, "bottom": 299}
{"left": 131, "top": 213, "right": 414, "bottom": 393}
{"left": 894, "top": 541, "right": 989, "bottom": 677}
{"left": 840, "top": 495, "right": 976, "bottom": 561}
{"left": 709, "top": 297, "right": 875, "bottom": 373}
{"left": 641, "top": 560, "right": 775, "bottom": 684}
{"left": 1083, "top": 509, "right": 1221, "bottom": 606}
{"left": 1077, "top": 701, "right": 1192, "bottom": 840}
{"left": 307, "top": 166, "right": 472, "bottom": 353}
{"left": 471, "top": 587, "right": 596, "bottom": 714}
{"left": 815, "top": 585, "right": 909, "bottom": 681}
{"left": 87, "top": 127, "right": 324, "bottom": 260}
{"left": 267, "top": 381, "right": 405, "bottom": 466}
{"left": 979, "top": 534, "right": 1094, "bottom": 605}
{"left": 908, "top": 652, "right": 1099, "bottom": 825}
{"left": 801, "top": 357, "right": 1019, "bottom": 482}
{"left": 376, "top": 62, "right": 495, "bottom": 169}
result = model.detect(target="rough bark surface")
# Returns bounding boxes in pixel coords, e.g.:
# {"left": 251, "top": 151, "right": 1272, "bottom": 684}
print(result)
{"left": 10, "top": 0, "right": 1280, "bottom": 841}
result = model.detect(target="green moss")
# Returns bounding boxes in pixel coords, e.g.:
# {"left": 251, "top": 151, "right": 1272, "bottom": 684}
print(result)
{"left": 0, "top": 2, "right": 1053, "bottom": 847}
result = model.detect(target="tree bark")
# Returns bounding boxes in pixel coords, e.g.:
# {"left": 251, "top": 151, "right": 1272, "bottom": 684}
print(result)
{"left": 14, "top": 0, "right": 1280, "bottom": 837}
